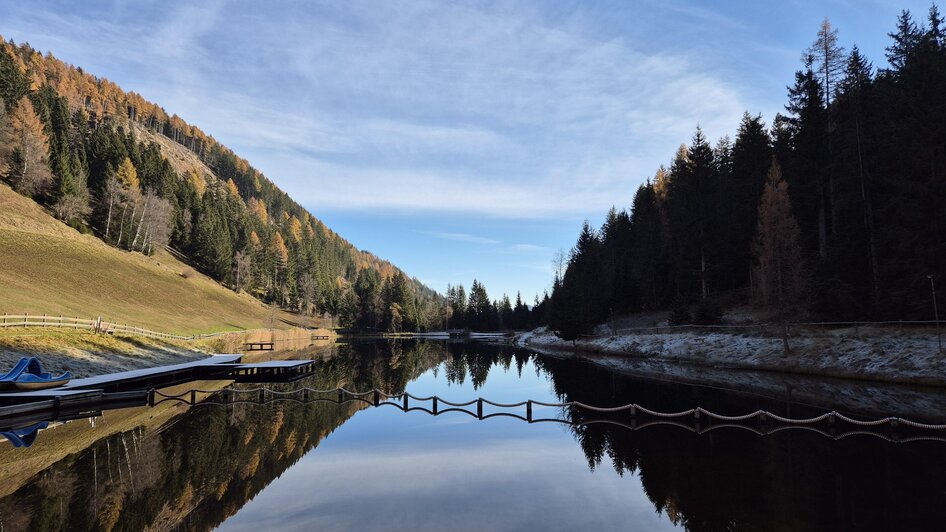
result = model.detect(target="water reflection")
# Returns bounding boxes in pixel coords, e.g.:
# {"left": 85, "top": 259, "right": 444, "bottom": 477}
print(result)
{"left": 1, "top": 340, "right": 945, "bottom": 531}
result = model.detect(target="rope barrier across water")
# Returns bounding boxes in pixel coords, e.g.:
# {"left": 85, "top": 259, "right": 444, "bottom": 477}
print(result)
{"left": 148, "top": 386, "right": 946, "bottom": 441}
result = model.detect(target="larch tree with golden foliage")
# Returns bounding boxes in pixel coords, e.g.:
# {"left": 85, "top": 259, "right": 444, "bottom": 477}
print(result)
{"left": 752, "top": 160, "right": 804, "bottom": 352}
{"left": 115, "top": 157, "right": 139, "bottom": 190}
{"left": 7, "top": 96, "right": 53, "bottom": 197}
{"left": 289, "top": 216, "right": 303, "bottom": 242}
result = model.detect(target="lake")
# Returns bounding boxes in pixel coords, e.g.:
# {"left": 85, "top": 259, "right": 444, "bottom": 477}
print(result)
{"left": 2, "top": 340, "right": 946, "bottom": 531}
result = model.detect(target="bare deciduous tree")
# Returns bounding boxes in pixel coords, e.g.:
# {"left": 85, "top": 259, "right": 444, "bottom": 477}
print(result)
{"left": 101, "top": 174, "right": 122, "bottom": 240}
{"left": 234, "top": 250, "right": 252, "bottom": 292}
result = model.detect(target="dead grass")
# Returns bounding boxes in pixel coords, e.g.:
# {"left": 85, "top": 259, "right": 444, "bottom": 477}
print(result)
{"left": 0, "top": 327, "right": 208, "bottom": 377}
{"left": 0, "top": 182, "right": 307, "bottom": 335}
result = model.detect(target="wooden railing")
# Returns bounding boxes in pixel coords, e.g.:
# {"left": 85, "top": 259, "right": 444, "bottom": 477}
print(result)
{"left": 0, "top": 312, "right": 226, "bottom": 341}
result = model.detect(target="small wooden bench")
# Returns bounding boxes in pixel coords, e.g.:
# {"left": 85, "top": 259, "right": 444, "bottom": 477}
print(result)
{"left": 243, "top": 341, "right": 274, "bottom": 351}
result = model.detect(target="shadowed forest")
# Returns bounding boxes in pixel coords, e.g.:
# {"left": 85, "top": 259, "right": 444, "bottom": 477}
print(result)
{"left": 543, "top": 9, "right": 946, "bottom": 339}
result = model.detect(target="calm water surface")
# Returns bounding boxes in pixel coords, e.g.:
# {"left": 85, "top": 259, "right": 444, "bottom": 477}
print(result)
{"left": 2, "top": 340, "right": 946, "bottom": 531}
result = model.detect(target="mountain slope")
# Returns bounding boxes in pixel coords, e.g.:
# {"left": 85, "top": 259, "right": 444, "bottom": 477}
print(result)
{"left": 0, "top": 36, "right": 442, "bottom": 330}
{"left": 0, "top": 182, "right": 305, "bottom": 333}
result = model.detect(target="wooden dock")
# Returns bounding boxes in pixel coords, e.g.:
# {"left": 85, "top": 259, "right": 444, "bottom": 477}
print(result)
{"left": 63, "top": 354, "right": 243, "bottom": 393}
{"left": 0, "top": 355, "right": 320, "bottom": 428}
{"left": 230, "top": 360, "right": 316, "bottom": 383}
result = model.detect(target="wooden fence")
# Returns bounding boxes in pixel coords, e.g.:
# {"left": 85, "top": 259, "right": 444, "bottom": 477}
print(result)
{"left": 0, "top": 312, "right": 234, "bottom": 341}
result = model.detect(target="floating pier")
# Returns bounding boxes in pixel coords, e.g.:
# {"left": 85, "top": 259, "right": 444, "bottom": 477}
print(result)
{"left": 0, "top": 355, "right": 318, "bottom": 429}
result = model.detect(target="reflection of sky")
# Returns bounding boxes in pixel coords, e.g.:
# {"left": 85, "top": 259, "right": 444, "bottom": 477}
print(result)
{"left": 219, "top": 360, "right": 678, "bottom": 531}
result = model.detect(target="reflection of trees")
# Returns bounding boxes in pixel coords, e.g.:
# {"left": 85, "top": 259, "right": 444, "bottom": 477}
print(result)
{"left": 0, "top": 341, "right": 444, "bottom": 532}
{"left": 537, "top": 355, "right": 946, "bottom": 531}
{"left": 439, "top": 344, "right": 518, "bottom": 389}
{"left": 6, "top": 342, "right": 946, "bottom": 531}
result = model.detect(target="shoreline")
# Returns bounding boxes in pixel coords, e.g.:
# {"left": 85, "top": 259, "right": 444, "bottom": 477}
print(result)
{"left": 515, "top": 326, "right": 946, "bottom": 387}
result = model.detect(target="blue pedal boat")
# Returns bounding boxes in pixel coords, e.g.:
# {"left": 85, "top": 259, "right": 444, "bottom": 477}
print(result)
{"left": 0, "top": 357, "right": 72, "bottom": 391}
{"left": 0, "top": 422, "right": 49, "bottom": 448}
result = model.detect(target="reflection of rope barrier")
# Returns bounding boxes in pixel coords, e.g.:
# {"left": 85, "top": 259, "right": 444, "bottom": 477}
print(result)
{"left": 148, "top": 387, "right": 946, "bottom": 442}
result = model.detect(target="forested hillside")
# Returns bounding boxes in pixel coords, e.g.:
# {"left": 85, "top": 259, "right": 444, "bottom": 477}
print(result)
{"left": 0, "top": 36, "right": 443, "bottom": 330}
{"left": 546, "top": 8, "right": 946, "bottom": 339}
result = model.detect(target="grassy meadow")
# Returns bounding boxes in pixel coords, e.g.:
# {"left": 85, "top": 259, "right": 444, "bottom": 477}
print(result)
{"left": 0, "top": 183, "right": 306, "bottom": 335}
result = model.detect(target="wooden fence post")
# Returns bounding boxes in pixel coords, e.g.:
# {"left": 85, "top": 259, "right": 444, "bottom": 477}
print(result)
{"left": 24, "top": 311, "right": 28, "bottom": 328}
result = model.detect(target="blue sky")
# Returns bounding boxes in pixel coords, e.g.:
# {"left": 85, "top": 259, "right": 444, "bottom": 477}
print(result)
{"left": 0, "top": 0, "right": 935, "bottom": 302}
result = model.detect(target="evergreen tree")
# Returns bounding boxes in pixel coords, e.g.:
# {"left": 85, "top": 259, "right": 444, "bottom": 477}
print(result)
{"left": 550, "top": 221, "right": 603, "bottom": 340}
{"left": 193, "top": 197, "right": 234, "bottom": 281}
{"left": 782, "top": 63, "right": 829, "bottom": 259}
{"left": 666, "top": 128, "right": 719, "bottom": 301}
{"left": 719, "top": 113, "right": 772, "bottom": 291}
{"left": 885, "top": 10, "right": 921, "bottom": 72}
{"left": 466, "top": 280, "right": 492, "bottom": 331}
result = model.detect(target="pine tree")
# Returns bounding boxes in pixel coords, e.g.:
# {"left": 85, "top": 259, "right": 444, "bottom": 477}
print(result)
{"left": 53, "top": 156, "right": 91, "bottom": 225}
{"left": 830, "top": 46, "right": 880, "bottom": 314}
{"left": 783, "top": 63, "right": 829, "bottom": 258}
{"left": 725, "top": 112, "right": 772, "bottom": 290}
{"left": 466, "top": 280, "right": 492, "bottom": 331}
{"left": 550, "top": 221, "right": 603, "bottom": 340}
{"left": 0, "top": 46, "right": 29, "bottom": 108}
{"left": 885, "top": 10, "right": 921, "bottom": 72}
{"left": 193, "top": 201, "right": 233, "bottom": 281}
{"left": 666, "top": 128, "right": 718, "bottom": 301}
{"left": 629, "top": 180, "right": 668, "bottom": 310}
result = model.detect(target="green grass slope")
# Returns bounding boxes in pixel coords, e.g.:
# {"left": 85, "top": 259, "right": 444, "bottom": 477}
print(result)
{"left": 0, "top": 182, "right": 302, "bottom": 334}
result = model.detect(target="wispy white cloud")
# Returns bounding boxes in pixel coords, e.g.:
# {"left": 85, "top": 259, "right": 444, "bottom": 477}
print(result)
{"left": 510, "top": 244, "right": 552, "bottom": 253}
{"left": 423, "top": 231, "right": 501, "bottom": 245}
{"left": 0, "top": 0, "right": 750, "bottom": 219}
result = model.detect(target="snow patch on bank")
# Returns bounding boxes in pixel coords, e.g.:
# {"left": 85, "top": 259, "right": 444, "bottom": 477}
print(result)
{"left": 516, "top": 326, "right": 946, "bottom": 385}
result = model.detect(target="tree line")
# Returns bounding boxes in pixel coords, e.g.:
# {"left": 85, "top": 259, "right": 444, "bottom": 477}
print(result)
{"left": 0, "top": 36, "right": 442, "bottom": 326}
{"left": 545, "top": 7, "right": 946, "bottom": 339}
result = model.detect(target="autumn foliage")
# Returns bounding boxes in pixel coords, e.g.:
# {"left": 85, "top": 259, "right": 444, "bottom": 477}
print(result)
{"left": 751, "top": 161, "right": 804, "bottom": 315}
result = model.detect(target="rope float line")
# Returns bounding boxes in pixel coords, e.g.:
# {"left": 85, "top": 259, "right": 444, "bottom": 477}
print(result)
{"left": 148, "top": 387, "right": 946, "bottom": 434}
{"left": 148, "top": 394, "right": 946, "bottom": 444}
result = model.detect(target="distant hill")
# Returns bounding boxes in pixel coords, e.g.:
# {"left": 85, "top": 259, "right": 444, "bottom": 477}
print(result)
{"left": 0, "top": 36, "right": 443, "bottom": 330}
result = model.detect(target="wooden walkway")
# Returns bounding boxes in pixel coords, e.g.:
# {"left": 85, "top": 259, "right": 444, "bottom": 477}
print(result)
{"left": 0, "top": 355, "right": 318, "bottom": 427}
{"left": 62, "top": 354, "right": 243, "bottom": 393}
